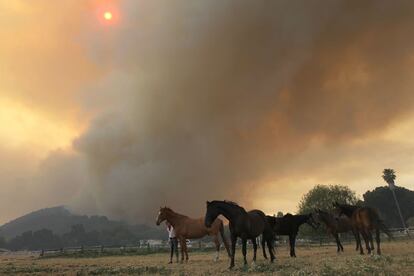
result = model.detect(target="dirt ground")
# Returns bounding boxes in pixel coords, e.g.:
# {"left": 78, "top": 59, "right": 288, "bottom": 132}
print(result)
{"left": 1, "top": 240, "right": 413, "bottom": 275}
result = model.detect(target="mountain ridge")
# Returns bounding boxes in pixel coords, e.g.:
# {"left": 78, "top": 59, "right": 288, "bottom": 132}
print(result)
{"left": 0, "top": 206, "right": 165, "bottom": 240}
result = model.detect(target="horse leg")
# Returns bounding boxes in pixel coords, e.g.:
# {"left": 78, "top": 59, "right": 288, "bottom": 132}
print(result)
{"left": 288, "top": 235, "right": 294, "bottom": 257}
{"left": 213, "top": 235, "right": 220, "bottom": 261}
{"left": 174, "top": 238, "right": 179, "bottom": 263}
{"left": 267, "top": 237, "right": 275, "bottom": 263}
{"left": 261, "top": 237, "right": 268, "bottom": 260}
{"left": 368, "top": 231, "right": 375, "bottom": 252}
{"left": 338, "top": 233, "right": 344, "bottom": 252}
{"left": 352, "top": 230, "right": 360, "bottom": 251}
{"left": 242, "top": 238, "right": 248, "bottom": 265}
{"left": 356, "top": 230, "right": 364, "bottom": 255}
{"left": 219, "top": 224, "right": 231, "bottom": 258}
{"left": 184, "top": 241, "right": 189, "bottom": 262}
{"left": 354, "top": 230, "right": 364, "bottom": 255}
{"left": 375, "top": 228, "right": 381, "bottom": 255}
{"left": 229, "top": 234, "right": 237, "bottom": 269}
{"left": 334, "top": 233, "right": 341, "bottom": 253}
{"left": 291, "top": 235, "right": 297, "bottom": 257}
{"left": 361, "top": 230, "right": 371, "bottom": 254}
{"left": 252, "top": 238, "right": 257, "bottom": 263}
{"left": 179, "top": 238, "right": 185, "bottom": 263}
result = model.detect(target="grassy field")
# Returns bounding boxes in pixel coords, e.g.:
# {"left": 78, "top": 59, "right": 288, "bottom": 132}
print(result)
{"left": 0, "top": 240, "right": 413, "bottom": 275}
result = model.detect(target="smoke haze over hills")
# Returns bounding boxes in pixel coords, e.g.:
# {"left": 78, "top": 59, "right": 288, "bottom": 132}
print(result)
{"left": 1, "top": 0, "right": 414, "bottom": 224}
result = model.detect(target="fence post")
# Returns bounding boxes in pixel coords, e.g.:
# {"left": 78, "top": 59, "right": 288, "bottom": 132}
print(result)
{"left": 40, "top": 249, "right": 44, "bottom": 257}
{"left": 101, "top": 245, "right": 104, "bottom": 253}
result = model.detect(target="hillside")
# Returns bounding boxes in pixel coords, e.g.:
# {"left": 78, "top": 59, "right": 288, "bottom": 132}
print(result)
{"left": 0, "top": 206, "right": 165, "bottom": 241}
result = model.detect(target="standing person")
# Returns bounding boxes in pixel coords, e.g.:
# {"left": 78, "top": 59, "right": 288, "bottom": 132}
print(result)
{"left": 166, "top": 221, "right": 179, "bottom": 263}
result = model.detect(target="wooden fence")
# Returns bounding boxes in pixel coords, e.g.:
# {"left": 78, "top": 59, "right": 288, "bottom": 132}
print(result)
{"left": 36, "top": 227, "right": 413, "bottom": 257}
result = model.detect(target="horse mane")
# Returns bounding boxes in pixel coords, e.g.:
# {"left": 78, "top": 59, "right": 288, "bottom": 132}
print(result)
{"left": 316, "top": 210, "right": 333, "bottom": 222}
{"left": 335, "top": 203, "right": 359, "bottom": 218}
{"left": 224, "top": 200, "right": 240, "bottom": 206}
{"left": 211, "top": 200, "right": 247, "bottom": 213}
{"left": 162, "top": 207, "right": 188, "bottom": 218}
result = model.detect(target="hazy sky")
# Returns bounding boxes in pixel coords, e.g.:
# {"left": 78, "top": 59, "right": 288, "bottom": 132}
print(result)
{"left": 1, "top": 0, "right": 414, "bottom": 225}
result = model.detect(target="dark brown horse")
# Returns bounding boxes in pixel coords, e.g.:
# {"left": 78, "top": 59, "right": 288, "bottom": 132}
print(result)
{"left": 204, "top": 200, "right": 275, "bottom": 269}
{"left": 156, "top": 207, "right": 230, "bottom": 262}
{"left": 265, "top": 213, "right": 318, "bottom": 257}
{"left": 314, "top": 209, "right": 360, "bottom": 252}
{"left": 334, "top": 202, "right": 392, "bottom": 255}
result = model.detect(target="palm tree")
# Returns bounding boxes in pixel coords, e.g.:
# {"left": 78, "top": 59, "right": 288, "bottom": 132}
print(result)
{"left": 382, "top": 169, "right": 408, "bottom": 234}
{"left": 382, "top": 169, "right": 396, "bottom": 188}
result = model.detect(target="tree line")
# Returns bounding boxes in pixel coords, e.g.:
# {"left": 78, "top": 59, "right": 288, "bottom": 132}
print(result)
{"left": 0, "top": 224, "right": 141, "bottom": 251}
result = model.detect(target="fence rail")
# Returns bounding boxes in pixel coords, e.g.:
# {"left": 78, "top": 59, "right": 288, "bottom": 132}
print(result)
{"left": 18, "top": 227, "right": 414, "bottom": 257}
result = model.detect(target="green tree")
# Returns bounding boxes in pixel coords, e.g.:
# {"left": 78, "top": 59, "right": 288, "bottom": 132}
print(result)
{"left": 363, "top": 186, "right": 414, "bottom": 228}
{"left": 298, "top": 184, "right": 359, "bottom": 214}
{"left": 297, "top": 184, "right": 359, "bottom": 238}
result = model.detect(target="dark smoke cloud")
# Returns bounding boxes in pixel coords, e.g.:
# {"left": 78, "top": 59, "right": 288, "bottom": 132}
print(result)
{"left": 71, "top": 0, "right": 414, "bottom": 222}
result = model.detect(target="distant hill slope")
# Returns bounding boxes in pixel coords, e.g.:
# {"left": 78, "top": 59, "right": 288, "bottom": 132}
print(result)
{"left": 0, "top": 206, "right": 165, "bottom": 240}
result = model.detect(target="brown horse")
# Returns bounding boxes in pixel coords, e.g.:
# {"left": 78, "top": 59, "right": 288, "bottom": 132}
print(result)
{"left": 334, "top": 203, "right": 392, "bottom": 255}
{"left": 156, "top": 207, "right": 230, "bottom": 262}
{"left": 314, "top": 209, "right": 360, "bottom": 252}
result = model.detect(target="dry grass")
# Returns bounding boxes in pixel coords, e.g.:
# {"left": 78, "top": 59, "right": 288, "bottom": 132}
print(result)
{"left": 1, "top": 240, "right": 413, "bottom": 275}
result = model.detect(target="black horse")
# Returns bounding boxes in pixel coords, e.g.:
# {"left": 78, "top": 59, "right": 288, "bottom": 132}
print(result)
{"left": 265, "top": 213, "right": 318, "bottom": 258}
{"left": 204, "top": 200, "right": 275, "bottom": 268}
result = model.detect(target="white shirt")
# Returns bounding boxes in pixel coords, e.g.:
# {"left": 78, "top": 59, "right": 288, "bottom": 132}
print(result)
{"left": 167, "top": 225, "right": 176, "bottom": 238}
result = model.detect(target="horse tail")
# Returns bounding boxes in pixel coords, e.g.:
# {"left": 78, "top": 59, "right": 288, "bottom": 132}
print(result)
{"left": 219, "top": 221, "right": 231, "bottom": 257}
{"left": 378, "top": 220, "right": 393, "bottom": 239}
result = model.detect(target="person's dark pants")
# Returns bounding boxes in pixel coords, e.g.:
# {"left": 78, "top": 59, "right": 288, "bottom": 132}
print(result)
{"left": 169, "top": 237, "right": 179, "bottom": 262}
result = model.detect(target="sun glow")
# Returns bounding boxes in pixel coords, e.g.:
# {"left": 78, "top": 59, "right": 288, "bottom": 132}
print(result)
{"left": 103, "top": 11, "right": 113, "bottom": 21}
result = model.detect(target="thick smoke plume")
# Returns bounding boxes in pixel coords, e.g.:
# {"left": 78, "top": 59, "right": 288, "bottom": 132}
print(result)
{"left": 70, "top": 0, "right": 414, "bottom": 222}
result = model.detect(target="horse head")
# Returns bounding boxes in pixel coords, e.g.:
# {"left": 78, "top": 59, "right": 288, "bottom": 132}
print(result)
{"left": 156, "top": 206, "right": 169, "bottom": 225}
{"left": 204, "top": 201, "right": 219, "bottom": 228}
{"left": 333, "top": 202, "right": 356, "bottom": 218}
{"left": 307, "top": 212, "right": 320, "bottom": 229}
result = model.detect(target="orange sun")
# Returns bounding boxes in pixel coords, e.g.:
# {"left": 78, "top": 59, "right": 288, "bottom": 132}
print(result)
{"left": 103, "top": 11, "right": 113, "bottom": 21}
